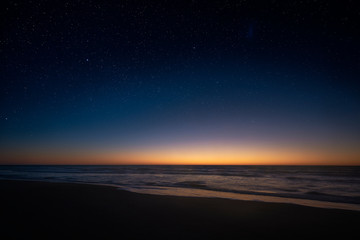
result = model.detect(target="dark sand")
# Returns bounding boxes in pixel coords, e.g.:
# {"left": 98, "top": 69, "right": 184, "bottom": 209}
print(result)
{"left": 1, "top": 180, "right": 359, "bottom": 239}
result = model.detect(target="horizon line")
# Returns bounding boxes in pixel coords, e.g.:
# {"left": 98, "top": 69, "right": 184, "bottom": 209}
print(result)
{"left": 1, "top": 163, "right": 360, "bottom": 166}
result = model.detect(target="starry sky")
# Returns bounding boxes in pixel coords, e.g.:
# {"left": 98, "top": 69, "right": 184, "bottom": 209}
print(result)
{"left": 1, "top": 0, "right": 360, "bottom": 165}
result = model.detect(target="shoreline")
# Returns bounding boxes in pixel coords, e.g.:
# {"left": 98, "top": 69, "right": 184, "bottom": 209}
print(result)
{"left": 2, "top": 177, "right": 360, "bottom": 211}
{"left": 123, "top": 185, "right": 360, "bottom": 212}
{"left": 1, "top": 179, "right": 359, "bottom": 239}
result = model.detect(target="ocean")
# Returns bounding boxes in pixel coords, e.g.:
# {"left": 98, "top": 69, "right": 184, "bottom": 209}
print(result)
{"left": 1, "top": 165, "right": 360, "bottom": 211}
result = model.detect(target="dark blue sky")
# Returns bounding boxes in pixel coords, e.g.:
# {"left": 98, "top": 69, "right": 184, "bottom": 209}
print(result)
{"left": 1, "top": 1, "right": 360, "bottom": 164}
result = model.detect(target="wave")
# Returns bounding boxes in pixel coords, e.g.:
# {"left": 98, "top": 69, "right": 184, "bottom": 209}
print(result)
{"left": 174, "top": 181, "right": 208, "bottom": 189}
{"left": 1, "top": 165, "right": 360, "bottom": 206}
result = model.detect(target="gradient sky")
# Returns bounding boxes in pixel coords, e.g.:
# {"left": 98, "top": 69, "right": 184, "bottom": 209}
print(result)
{"left": 1, "top": 0, "right": 360, "bottom": 165}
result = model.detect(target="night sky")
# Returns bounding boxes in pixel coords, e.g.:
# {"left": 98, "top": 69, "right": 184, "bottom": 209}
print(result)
{"left": 1, "top": 0, "right": 360, "bottom": 165}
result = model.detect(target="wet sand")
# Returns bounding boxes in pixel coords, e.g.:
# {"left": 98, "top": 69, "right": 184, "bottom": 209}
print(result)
{"left": 1, "top": 180, "right": 359, "bottom": 239}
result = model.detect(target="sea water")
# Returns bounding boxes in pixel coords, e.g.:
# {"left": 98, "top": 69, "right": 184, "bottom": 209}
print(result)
{"left": 1, "top": 165, "right": 360, "bottom": 211}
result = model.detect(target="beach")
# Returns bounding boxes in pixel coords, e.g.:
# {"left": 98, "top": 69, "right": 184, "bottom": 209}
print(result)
{"left": 1, "top": 180, "right": 359, "bottom": 239}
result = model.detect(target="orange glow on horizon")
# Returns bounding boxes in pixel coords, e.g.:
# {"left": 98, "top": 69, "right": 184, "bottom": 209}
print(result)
{"left": 107, "top": 145, "right": 360, "bottom": 165}
{"left": 2, "top": 143, "right": 360, "bottom": 165}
